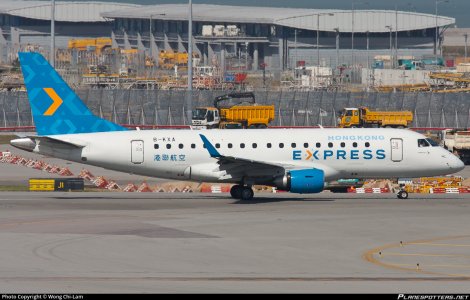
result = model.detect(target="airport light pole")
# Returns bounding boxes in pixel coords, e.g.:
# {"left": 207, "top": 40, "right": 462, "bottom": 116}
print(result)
{"left": 245, "top": 42, "right": 249, "bottom": 70}
{"left": 351, "top": 1, "right": 368, "bottom": 67}
{"left": 187, "top": 0, "right": 193, "bottom": 124}
{"left": 386, "top": 26, "right": 393, "bottom": 69}
{"left": 188, "top": 0, "right": 193, "bottom": 90}
{"left": 366, "top": 30, "right": 369, "bottom": 68}
{"left": 465, "top": 33, "right": 468, "bottom": 62}
{"left": 294, "top": 29, "right": 299, "bottom": 69}
{"left": 395, "top": 4, "right": 398, "bottom": 69}
{"left": 435, "top": 0, "right": 449, "bottom": 62}
{"left": 50, "top": 0, "right": 55, "bottom": 67}
{"left": 334, "top": 27, "right": 340, "bottom": 69}
{"left": 149, "top": 13, "right": 166, "bottom": 65}
{"left": 316, "top": 13, "right": 334, "bottom": 66}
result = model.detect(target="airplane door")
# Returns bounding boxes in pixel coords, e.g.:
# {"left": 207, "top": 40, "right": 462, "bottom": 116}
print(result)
{"left": 131, "top": 140, "right": 144, "bottom": 164}
{"left": 390, "top": 138, "right": 403, "bottom": 162}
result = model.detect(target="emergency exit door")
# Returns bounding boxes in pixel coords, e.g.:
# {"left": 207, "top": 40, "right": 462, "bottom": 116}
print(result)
{"left": 131, "top": 140, "right": 144, "bottom": 164}
{"left": 390, "top": 138, "right": 403, "bottom": 162}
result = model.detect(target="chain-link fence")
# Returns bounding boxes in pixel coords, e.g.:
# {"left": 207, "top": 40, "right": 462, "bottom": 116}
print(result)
{"left": 1, "top": 90, "right": 470, "bottom": 129}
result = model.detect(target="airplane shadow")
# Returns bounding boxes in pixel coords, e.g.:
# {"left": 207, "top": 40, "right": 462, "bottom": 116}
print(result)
{"left": 231, "top": 197, "right": 336, "bottom": 204}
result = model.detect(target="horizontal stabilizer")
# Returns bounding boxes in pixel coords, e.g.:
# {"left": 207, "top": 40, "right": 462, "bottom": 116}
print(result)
{"left": 29, "top": 136, "right": 86, "bottom": 149}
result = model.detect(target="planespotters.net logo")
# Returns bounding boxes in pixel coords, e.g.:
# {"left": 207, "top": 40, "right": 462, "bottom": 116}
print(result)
{"left": 398, "top": 295, "right": 469, "bottom": 300}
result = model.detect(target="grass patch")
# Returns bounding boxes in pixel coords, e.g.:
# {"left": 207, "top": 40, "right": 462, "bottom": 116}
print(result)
{"left": 0, "top": 185, "right": 113, "bottom": 192}
{"left": 0, "top": 135, "right": 17, "bottom": 145}
{"left": 0, "top": 185, "right": 30, "bottom": 192}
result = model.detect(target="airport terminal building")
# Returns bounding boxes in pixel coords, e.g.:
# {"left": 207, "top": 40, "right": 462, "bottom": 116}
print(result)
{"left": 0, "top": 1, "right": 456, "bottom": 70}
{"left": 0, "top": 1, "right": 140, "bottom": 62}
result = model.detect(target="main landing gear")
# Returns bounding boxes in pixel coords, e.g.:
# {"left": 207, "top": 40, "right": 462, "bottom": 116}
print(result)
{"left": 230, "top": 184, "right": 254, "bottom": 201}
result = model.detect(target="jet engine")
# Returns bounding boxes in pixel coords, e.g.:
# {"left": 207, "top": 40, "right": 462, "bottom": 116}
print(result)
{"left": 273, "top": 169, "right": 325, "bottom": 194}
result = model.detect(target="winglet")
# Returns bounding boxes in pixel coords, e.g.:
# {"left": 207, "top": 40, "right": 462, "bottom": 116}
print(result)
{"left": 199, "top": 134, "right": 221, "bottom": 158}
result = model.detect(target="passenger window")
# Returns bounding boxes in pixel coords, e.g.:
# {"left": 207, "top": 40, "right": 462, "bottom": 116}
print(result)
{"left": 240, "top": 143, "right": 245, "bottom": 148}
{"left": 179, "top": 144, "right": 184, "bottom": 149}
{"left": 291, "top": 143, "right": 296, "bottom": 148}
{"left": 328, "top": 142, "right": 333, "bottom": 148}
{"left": 304, "top": 143, "right": 309, "bottom": 148}
{"left": 252, "top": 143, "right": 257, "bottom": 148}
{"left": 228, "top": 143, "right": 233, "bottom": 148}
{"left": 166, "top": 144, "right": 171, "bottom": 149}
{"left": 316, "top": 142, "right": 321, "bottom": 148}
{"left": 215, "top": 143, "right": 220, "bottom": 149}
{"left": 353, "top": 142, "right": 358, "bottom": 148}
{"left": 279, "top": 143, "right": 284, "bottom": 148}
{"left": 191, "top": 144, "right": 196, "bottom": 149}
{"left": 365, "top": 142, "right": 370, "bottom": 148}
{"left": 154, "top": 144, "right": 159, "bottom": 149}
{"left": 340, "top": 142, "right": 345, "bottom": 148}
{"left": 418, "top": 139, "right": 429, "bottom": 148}
{"left": 267, "top": 143, "right": 272, "bottom": 148}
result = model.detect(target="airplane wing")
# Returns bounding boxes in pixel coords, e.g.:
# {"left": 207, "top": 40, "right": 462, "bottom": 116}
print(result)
{"left": 199, "top": 134, "right": 297, "bottom": 179}
{"left": 199, "top": 134, "right": 339, "bottom": 182}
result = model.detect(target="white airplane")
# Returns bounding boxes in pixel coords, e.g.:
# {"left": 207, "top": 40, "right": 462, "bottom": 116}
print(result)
{"left": 11, "top": 52, "right": 465, "bottom": 200}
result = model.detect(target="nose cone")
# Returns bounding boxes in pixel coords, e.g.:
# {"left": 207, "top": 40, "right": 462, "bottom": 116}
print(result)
{"left": 448, "top": 154, "right": 465, "bottom": 173}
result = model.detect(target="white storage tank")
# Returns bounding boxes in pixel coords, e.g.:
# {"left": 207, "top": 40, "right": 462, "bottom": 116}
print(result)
{"left": 214, "top": 25, "right": 225, "bottom": 37}
{"left": 202, "top": 25, "right": 213, "bottom": 37}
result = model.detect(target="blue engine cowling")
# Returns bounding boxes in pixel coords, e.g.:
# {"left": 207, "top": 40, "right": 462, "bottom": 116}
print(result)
{"left": 274, "top": 169, "right": 325, "bottom": 194}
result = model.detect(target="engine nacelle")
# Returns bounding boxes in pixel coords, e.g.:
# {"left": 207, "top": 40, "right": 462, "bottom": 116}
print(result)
{"left": 273, "top": 169, "right": 325, "bottom": 194}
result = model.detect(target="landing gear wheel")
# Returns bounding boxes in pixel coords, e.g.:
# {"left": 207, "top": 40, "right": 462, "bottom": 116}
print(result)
{"left": 240, "top": 187, "right": 254, "bottom": 201}
{"left": 230, "top": 185, "right": 243, "bottom": 199}
{"left": 397, "top": 190, "right": 409, "bottom": 199}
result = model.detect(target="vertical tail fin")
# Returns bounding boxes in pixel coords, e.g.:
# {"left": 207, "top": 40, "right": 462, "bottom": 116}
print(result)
{"left": 19, "top": 52, "right": 128, "bottom": 135}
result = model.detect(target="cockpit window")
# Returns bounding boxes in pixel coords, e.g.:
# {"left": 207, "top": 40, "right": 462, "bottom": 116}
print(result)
{"left": 426, "top": 138, "right": 439, "bottom": 147}
{"left": 418, "top": 139, "right": 430, "bottom": 147}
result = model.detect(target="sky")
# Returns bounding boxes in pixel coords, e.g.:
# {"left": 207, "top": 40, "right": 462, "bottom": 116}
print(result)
{"left": 40, "top": 0, "right": 469, "bottom": 27}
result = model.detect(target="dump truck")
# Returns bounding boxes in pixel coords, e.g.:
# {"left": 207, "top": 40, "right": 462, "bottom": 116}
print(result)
{"left": 338, "top": 107, "right": 413, "bottom": 128}
{"left": 68, "top": 38, "right": 112, "bottom": 54}
{"left": 440, "top": 129, "right": 470, "bottom": 165}
{"left": 192, "top": 92, "right": 275, "bottom": 129}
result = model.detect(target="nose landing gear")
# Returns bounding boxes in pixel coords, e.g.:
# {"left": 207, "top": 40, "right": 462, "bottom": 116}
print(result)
{"left": 397, "top": 190, "right": 409, "bottom": 199}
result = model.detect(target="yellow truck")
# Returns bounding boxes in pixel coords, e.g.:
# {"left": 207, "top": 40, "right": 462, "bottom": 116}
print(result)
{"left": 339, "top": 107, "right": 413, "bottom": 128}
{"left": 68, "top": 38, "right": 112, "bottom": 54}
{"left": 192, "top": 92, "right": 275, "bottom": 129}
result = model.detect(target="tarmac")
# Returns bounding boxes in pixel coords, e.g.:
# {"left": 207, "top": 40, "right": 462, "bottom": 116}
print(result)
{"left": 0, "top": 192, "right": 469, "bottom": 293}
{"left": 1, "top": 141, "right": 470, "bottom": 293}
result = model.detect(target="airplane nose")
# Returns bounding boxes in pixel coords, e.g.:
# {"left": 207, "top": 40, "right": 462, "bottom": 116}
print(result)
{"left": 449, "top": 155, "right": 465, "bottom": 172}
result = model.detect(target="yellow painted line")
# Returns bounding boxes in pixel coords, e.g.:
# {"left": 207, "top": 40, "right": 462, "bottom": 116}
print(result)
{"left": 363, "top": 235, "right": 470, "bottom": 278}
{"left": 381, "top": 252, "right": 470, "bottom": 258}
{"left": 407, "top": 242, "right": 470, "bottom": 247}
{"left": 43, "top": 88, "right": 63, "bottom": 116}
{"left": 392, "top": 263, "right": 470, "bottom": 269}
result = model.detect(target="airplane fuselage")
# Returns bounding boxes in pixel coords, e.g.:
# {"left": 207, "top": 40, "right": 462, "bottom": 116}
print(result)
{"left": 27, "top": 128, "right": 464, "bottom": 185}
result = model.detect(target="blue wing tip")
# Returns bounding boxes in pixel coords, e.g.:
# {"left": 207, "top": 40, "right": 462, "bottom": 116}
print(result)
{"left": 199, "top": 134, "right": 221, "bottom": 158}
